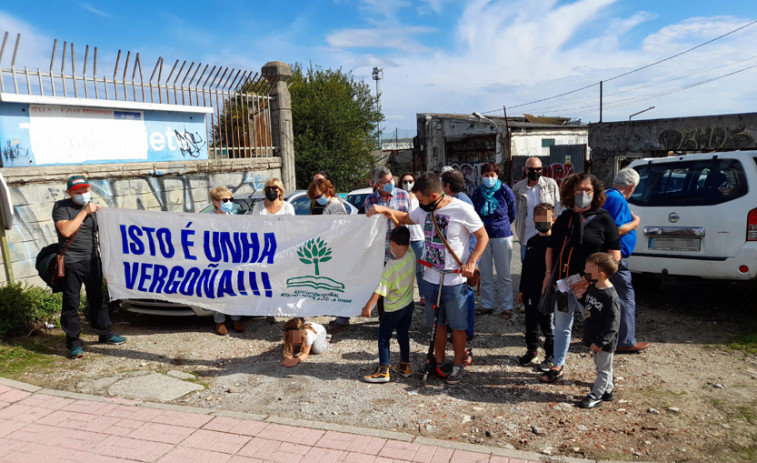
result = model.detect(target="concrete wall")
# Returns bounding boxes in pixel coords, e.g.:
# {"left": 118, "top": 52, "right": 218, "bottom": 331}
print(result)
{"left": 510, "top": 130, "right": 587, "bottom": 158}
{"left": 0, "top": 158, "right": 281, "bottom": 287}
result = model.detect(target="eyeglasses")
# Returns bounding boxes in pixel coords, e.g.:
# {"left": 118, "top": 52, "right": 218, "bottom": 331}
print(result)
{"left": 575, "top": 188, "right": 594, "bottom": 194}
{"left": 527, "top": 167, "right": 542, "bottom": 172}
{"left": 218, "top": 198, "right": 234, "bottom": 203}
{"left": 377, "top": 177, "right": 393, "bottom": 185}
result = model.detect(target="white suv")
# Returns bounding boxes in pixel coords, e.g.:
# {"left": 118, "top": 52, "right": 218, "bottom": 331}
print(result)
{"left": 626, "top": 151, "right": 757, "bottom": 281}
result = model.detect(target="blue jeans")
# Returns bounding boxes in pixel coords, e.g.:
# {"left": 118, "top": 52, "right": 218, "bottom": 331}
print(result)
{"left": 410, "top": 240, "right": 425, "bottom": 292}
{"left": 213, "top": 311, "right": 240, "bottom": 323}
{"left": 421, "top": 282, "right": 468, "bottom": 331}
{"left": 378, "top": 302, "right": 414, "bottom": 365}
{"left": 553, "top": 291, "right": 583, "bottom": 368}
{"left": 611, "top": 259, "right": 637, "bottom": 348}
{"left": 479, "top": 236, "right": 514, "bottom": 312}
{"left": 466, "top": 286, "right": 475, "bottom": 338}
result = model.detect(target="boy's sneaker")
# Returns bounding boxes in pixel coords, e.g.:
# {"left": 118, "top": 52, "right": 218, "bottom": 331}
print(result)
{"left": 435, "top": 361, "right": 453, "bottom": 378}
{"left": 577, "top": 393, "right": 602, "bottom": 409}
{"left": 363, "top": 366, "right": 390, "bottom": 383}
{"left": 446, "top": 364, "right": 464, "bottom": 385}
{"left": 601, "top": 390, "right": 615, "bottom": 402}
{"left": 518, "top": 351, "right": 539, "bottom": 366}
{"left": 68, "top": 346, "right": 84, "bottom": 359}
{"left": 539, "top": 356, "right": 554, "bottom": 372}
{"left": 99, "top": 335, "right": 127, "bottom": 345}
{"left": 391, "top": 362, "right": 412, "bottom": 378}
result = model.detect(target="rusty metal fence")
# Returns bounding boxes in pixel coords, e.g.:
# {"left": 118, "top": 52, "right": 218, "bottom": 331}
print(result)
{"left": 0, "top": 32, "right": 277, "bottom": 159}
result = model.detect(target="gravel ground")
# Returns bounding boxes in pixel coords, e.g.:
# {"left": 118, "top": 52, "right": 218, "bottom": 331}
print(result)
{"left": 14, "top": 273, "right": 757, "bottom": 463}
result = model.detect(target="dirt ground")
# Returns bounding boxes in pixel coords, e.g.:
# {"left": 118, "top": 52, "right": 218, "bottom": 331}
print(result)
{"left": 9, "top": 276, "right": 757, "bottom": 463}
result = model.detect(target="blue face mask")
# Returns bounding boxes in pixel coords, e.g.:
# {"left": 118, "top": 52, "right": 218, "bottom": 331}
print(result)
{"left": 316, "top": 196, "right": 329, "bottom": 206}
{"left": 220, "top": 201, "right": 237, "bottom": 214}
{"left": 382, "top": 180, "right": 394, "bottom": 193}
{"left": 482, "top": 177, "right": 498, "bottom": 189}
{"left": 73, "top": 192, "right": 91, "bottom": 205}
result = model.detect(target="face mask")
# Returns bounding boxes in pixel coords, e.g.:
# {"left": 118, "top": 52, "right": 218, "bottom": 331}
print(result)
{"left": 527, "top": 170, "right": 541, "bottom": 181}
{"left": 574, "top": 192, "right": 593, "bottom": 209}
{"left": 402, "top": 181, "right": 414, "bottom": 192}
{"left": 265, "top": 189, "right": 279, "bottom": 201}
{"left": 482, "top": 177, "right": 498, "bottom": 189}
{"left": 316, "top": 196, "right": 329, "bottom": 206}
{"left": 221, "top": 201, "right": 236, "bottom": 214}
{"left": 382, "top": 179, "right": 395, "bottom": 193}
{"left": 73, "top": 192, "right": 91, "bottom": 205}
{"left": 419, "top": 193, "right": 444, "bottom": 212}
{"left": 535, "top": 222, "right": 552, "bottom": 233}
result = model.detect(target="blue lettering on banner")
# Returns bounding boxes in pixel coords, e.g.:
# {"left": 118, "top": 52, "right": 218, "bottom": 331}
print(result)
{"left": 203, "top": 231, "right": 277, "bottom": 264}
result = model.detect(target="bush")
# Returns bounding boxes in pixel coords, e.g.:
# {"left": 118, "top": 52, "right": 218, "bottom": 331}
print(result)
{"left": 0, "top": 282, "right": 62, "bottom": 339}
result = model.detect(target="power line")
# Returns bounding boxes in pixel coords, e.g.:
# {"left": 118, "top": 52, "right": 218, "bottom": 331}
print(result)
{"left": 482, "top": 17, "right": 757, "bottom": 114}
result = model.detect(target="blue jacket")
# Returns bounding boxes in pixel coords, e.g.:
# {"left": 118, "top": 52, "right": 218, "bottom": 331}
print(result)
{"left": 472, "top": 183, "right": 516, "bottom": 238}
{"left": 603, "top": 188, "right": 636, "bottom": 258}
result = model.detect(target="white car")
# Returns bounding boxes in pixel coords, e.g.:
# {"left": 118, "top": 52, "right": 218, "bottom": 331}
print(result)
{"left": 626, "top": 151, "right": 757, "bottom": 281}
{"left": 345, "top": 187, "right": 374, "bottom": 214}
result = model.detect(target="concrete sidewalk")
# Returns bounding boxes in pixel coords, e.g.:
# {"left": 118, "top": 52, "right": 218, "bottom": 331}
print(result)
{"left": 0, "top": 377, "right": 583, "bottom": 463}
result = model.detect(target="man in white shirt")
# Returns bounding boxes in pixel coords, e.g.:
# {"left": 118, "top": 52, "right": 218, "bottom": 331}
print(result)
{"left": 512, "top": 157, "right": 560, "bottom": 261}
{"left": 367, "top": 174, "right": 488, "bottom": 385}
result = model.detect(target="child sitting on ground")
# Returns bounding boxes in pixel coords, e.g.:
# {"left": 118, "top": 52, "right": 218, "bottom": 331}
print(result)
{"left": 280, "top": 318, "right": 330, "bottom": 368}
{"left": 517, "top": 203, "right": 556, "bottom": 371}
{"left": 361, "top": 226, "right": 415, "bottom": 383}
{"left": 571, "top": 252, "right": 621, "bottom": 409}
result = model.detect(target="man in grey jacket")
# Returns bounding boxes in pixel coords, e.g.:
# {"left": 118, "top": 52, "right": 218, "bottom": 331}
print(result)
{"left": 512, "top": 157, "right": 560, "bottom": 261}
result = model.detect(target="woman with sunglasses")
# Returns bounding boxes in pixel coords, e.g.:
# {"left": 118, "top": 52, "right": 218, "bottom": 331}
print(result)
{"left": 252, "top": 178, "right": 295, "bottom": 216}
{"left": 307, "top": 178, "right": 346, "bottom": 215}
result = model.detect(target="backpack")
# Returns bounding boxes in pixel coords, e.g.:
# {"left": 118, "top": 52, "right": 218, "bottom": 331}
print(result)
{"left": 35, "top": 243, "right": 63, "bottom": 292}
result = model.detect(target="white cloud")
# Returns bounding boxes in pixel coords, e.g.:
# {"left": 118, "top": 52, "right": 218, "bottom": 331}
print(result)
{"left": 326, "top": 26, "right": 435, "bottom": 51}
{"left": 81, "top": 3, "right": 112, "bottom": 19}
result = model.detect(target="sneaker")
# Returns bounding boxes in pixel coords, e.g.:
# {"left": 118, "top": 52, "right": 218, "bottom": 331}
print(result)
{"left": 232, "top": 320, "right": 245, "bottom": 333}
{"left": 518, "top": 351, "right": 539, "bottom": 366}
{"left": 363, "top": 366, "right": 390, "bottom": 383}
{"left": 391, "top": 362, "right": 412, "bottom": 378}
{"left": 539, "top": 357, "right": 554, "bottom": 372}
{"left": 99, "top": 335, "right": 127, "bottom": 345}
{"left": 577, "top": 393, "right": 602, "bottom": 409}
{"left": 601, "top": 390, "right": 615, "bottom": 402}
{"left": 216, "top": 323, "right": 228, "bottom": 335}
{"left": 68, "top": 346, "right": 84, "bottom": 359}
{"left": 446, "top": 364, "right": 464, "bottom": 385}
{"left": 436, "top": 361, "right": 453, "bottom": 378}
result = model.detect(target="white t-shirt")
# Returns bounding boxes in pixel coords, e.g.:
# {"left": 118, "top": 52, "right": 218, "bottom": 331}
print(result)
{"left": 522, "top": 184, "right": 541, "bottom": 243}
{"left": 408, "top": 197, "right": 484, "bottom": 286}
{"left": 407, "top": 196, "right": 425, "bottom": 242}
{"left": 252, "top": 200, "right": 295, "bottom": 216}
{"left": 303, "top": 322, "right": 328, "bottom": 354}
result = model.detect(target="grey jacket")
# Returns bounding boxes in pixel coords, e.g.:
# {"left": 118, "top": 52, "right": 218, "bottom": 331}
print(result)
{"left": 512, "top": 175, "right": 560, "bottom": 241}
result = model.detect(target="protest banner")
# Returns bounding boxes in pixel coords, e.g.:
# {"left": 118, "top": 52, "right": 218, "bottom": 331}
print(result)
{"left": 97, "top": 208, "right": 385, "bottom": 317}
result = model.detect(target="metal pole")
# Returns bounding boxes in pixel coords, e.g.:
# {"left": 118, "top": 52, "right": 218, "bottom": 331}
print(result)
{"left": 629, "top": 106, "right": 655, "bottom": 121}
{"left": 0, "top": 229, "right": 13, "bottom": 284}
{"left": 599, "top": 80, "right": 603, "bottom": 123}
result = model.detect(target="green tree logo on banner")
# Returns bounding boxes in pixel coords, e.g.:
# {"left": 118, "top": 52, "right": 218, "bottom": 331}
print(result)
{"left": 287, "top": 237, "right": 344, "bottom": 292}
{"left": 297, "top": 238, "right": 332, "bottom": 275}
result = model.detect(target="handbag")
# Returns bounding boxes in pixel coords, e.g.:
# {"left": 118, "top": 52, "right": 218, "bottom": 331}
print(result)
{"left": 536, "top": 218, "right": 574, "bottom": 316}
{"left": 35, "top": 230, "right": 78, "bottom": 292}
{"left": 430, "top": 211, "right": 480, "bottom": 287}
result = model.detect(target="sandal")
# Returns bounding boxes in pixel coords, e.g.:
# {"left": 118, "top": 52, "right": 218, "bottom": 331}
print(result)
{"left": 475, "top": 308, "right": 494, "bottom": 316}
{"left": 539, "top": 367, "right": 563, "bottom": 383}
{"left": 500, "top": 310, "right": 513, "bottom": 320}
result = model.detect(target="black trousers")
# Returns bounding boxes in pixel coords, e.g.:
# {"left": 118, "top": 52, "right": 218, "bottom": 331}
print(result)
{"left": 524, "top": 298, "right": 555, "bottom": 357}
{"left": 60, "top": 257, "right": 112, "bottom": 348}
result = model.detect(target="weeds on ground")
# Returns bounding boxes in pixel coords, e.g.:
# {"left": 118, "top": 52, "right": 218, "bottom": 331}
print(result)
{"left": 0, "top": 283, "right": 62, "bottom": 339}
{"left": 725, "top": 333, "right": 757, "bottom": 355}
{"left": 0, "top": 336, "right": 59, "bottom": 379}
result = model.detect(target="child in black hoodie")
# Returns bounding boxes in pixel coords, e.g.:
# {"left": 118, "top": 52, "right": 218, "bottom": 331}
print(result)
{"left": 571, "top": 252, "right": 620, "bottom": 409}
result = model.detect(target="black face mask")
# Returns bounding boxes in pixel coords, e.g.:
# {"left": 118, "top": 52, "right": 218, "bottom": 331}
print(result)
{"left": 419, "top": 193, "right": 445, "bottom": 212}
{"left": 265, "top": 189, "right": 279, "bottom": 201}
{"left": 527, "top": 170, "right": 541, "bottom": 181}
{"left": 535, "top": 222, "right": 552, "bottom": 233}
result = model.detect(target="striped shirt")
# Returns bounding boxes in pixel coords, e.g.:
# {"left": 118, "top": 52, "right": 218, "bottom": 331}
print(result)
{"left": 364, "top": 188, "right": 411, "bottom": 262}
{"left": 374, "top": 249, "right": 416, "bottom": 312}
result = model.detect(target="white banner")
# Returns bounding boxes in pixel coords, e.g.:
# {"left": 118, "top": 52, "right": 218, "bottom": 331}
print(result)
{"left": 98, "top": 208, "right": 386, "bottom": 317}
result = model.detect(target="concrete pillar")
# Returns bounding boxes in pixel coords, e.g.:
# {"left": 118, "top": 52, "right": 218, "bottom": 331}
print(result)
{"left": 262, "top": 61, "right": 296, "bottom": 192}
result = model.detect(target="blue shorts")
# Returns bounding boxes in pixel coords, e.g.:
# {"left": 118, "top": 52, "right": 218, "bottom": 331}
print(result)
{"left": 421, "top": 281, "right": 468, "bottom": 331}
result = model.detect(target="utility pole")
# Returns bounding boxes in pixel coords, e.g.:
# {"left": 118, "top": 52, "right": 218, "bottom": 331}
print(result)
{"left": 372, "top": 67, "right": 383, "bottom": 149}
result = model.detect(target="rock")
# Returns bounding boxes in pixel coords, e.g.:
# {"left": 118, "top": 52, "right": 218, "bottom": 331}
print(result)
{"left": 616, "top": 376, "right": 625, "bottom": 381}
{"left": 572, "top": 447, "right": 581, "bottom": 452}
{"left": 167, "top": 370, "right": 196, "bottom": 380}
{"left": 619, "top": 399, "right": 629, "bottom": 404}
{"left": 532, "top": 426, "right": 545, "bottom": 435}
{"left": 541, "top": 447, "right": 553, "bottom": 455}
{"left": 618, "top": 408, "right": 627, "bottom": 413}
{"left": 667, "top": 407, "right": 680, "bottom": 414}
{"left": 462, "top": 415, "right": 474, "bottom": 423}
{"left": 648, "top": 408, "right": 660, "bottom": 414}
{"left": 721, "top": 423, "right": 730, "bottom": 429}
{"left": 714, "top": 383, "right": 725, "bottom": 389}
{"left": 503, "top": 444, "right": 515, "bottom": 450}
{"left": 577, "top": 425, "right": 588, "bottom": 431}
{"left": 226, "top": 386, "right": 242, "bottom": 393}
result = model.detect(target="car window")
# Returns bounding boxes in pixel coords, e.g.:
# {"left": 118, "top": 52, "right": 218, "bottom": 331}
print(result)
{"left": 289, "top": 195, "right": 312, "bottom": 215}
{"left": 346, "top": 194, "right": 369, "bottom": 210}
{"left": 630, "top": 158, "right": 748, "bottom": 206}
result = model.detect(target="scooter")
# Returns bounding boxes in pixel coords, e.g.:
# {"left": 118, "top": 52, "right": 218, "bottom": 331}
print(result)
{"left": 418, "top": 260, "right": 473, "bottom": 386}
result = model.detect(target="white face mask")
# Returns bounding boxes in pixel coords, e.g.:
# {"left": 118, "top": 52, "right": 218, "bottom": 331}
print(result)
{"left": 73, "top": 192, "right": 91, "bottom": 205}
{"left": 401, "top": 180, "right": 414, "bottom": 192}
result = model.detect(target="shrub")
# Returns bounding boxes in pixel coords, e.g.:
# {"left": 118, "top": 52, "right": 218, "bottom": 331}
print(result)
{"left": 0, "top": 282, "right": 62, "bottom": 339}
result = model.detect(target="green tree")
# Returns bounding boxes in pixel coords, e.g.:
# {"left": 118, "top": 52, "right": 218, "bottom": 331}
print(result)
{"left": 290, "top": 63, "right": 382, "bottom": 191}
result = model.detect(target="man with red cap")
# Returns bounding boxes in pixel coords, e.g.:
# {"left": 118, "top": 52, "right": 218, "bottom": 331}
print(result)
{"left": 53, "top": 175, "right": 126, "bottom": 359}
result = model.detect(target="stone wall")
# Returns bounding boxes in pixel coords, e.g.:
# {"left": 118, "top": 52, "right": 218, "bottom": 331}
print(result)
{"left": 0, "top": 158, "right": 281, "bottom": 286}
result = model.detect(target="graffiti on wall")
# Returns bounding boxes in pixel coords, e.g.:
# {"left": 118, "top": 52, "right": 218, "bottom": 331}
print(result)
{"left": 658, "top": 125, "right": 756, "bottom": 151}
{"left": 449, "top": 161, "right": 486, "bottom": 196}
{"left": 543, "top": 163, "right": 575, "bottom": 186}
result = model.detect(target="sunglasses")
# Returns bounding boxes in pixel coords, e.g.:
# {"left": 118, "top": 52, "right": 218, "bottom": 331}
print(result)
{"left": 218, "top": 198, "right": 234, "bottom": 203}
{"left": 527, "top": 167, "right": 543, "bottom": 172}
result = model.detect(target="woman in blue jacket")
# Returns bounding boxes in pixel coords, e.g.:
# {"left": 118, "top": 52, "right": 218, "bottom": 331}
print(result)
{"left": 472, "top": 162, "right": 517, "bottom": 319}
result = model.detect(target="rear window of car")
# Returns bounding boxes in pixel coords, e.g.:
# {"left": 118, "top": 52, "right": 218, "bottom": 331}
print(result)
{"left": 346, "top": 194, "right": 370, "bottom": 211}
{"left": 629, "top": 157, "right": 748, "bottom": 206}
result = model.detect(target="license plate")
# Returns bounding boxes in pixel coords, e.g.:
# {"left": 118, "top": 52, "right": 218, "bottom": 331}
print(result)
{"left": 648, "top": 236, "right": 701, "bottom": 251}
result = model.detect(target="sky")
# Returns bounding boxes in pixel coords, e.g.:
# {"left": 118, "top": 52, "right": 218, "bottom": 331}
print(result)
{"left": 1, "top": 0, "right": 756, "bottom": 136}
